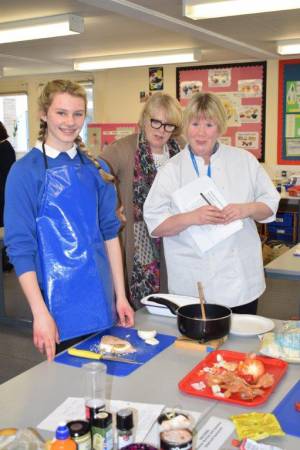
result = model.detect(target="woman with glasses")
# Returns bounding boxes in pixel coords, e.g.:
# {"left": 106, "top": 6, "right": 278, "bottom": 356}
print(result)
{"left": 144, "top": 92, "right": 280, "bottom": 315}
{"left": 102, "top": 93, "right": 183, "bottom": 309}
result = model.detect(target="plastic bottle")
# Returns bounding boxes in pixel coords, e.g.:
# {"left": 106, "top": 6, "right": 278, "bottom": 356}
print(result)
{"left": 116, "top": 408, "right": 134, "bottom": 450}
{"left": 51, "top": 422, "right": 77, "bottom": 450}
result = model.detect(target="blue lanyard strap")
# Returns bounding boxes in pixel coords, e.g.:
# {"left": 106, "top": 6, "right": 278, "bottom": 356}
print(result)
{"left": 189, "top": 147, "right": 211, "bottom": 178}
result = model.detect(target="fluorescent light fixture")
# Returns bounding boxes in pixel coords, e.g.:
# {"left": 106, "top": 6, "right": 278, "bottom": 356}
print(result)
{"left": 183, "top": 0, "right": 300, "bottom": 19}
{"left": 0, "top": 14, "right": 84, "bottom": 44}
{"left": 74, "top": 48, "right": 201, "bottom": 71}
{"left": 277, "top": 39, "right": 300, "bottom": 55}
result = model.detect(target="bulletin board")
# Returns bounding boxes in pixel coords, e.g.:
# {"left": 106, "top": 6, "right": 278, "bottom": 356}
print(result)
{"left": 88, "top": 123, "right": 138, "bottom": 155}
{"left": 176, "top": 61, "right": 266, "bottom": 161}
{"left": 277, "top": 59, "right": 300, "bottom": 164}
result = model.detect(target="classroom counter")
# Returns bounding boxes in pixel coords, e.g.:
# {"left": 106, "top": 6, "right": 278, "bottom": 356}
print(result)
{"left": 0, "top": 309, "right": 299, "bottom": 449}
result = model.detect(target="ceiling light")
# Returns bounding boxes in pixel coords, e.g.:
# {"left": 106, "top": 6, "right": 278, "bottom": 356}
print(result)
{"left": 74, "top": 48, "right": 201, "bottom": 71}
{"left": 183, "top": 0, "right": 300, "bottom": 19}
{"left": 277, "top": 39, "right": 300, "bottom": 55}
{"left": 0, "top": 14, "right": 84, "bottom": 44}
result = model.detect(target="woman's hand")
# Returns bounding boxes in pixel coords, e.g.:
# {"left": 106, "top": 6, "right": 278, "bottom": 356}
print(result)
{"left": 223, "top": 202, "right": 274, "bottom": 223}
{"left": 116, "top": 297, "right": 135, "bottom": 327}
{"left": 190, "top": 205, "right": 225, "bottom": 225}
{"left": 33, "top": 308, "right": 60, "bottom": 362}
{"left": 222, "top": 203, "right": 250, "bottom": 223}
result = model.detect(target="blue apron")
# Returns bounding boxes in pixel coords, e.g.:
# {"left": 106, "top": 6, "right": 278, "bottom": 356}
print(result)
{"left": 36, "top": 148, "right": 116, "bottom": 341}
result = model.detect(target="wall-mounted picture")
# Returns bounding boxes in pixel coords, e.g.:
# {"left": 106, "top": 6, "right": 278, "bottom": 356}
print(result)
{"left": 180, "top": 80, "right": 202, "bottom": 99}
{"left": 149, "top": 67, "right": 163, "bottom": 91}
{"left": 278, "top": 59, "right": 300, "bottom": 164}
{"left": 177, "top": 61, "right": 266, "bottom": 161}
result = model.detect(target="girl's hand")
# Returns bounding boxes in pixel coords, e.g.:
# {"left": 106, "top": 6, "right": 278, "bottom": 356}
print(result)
{"left": 33, "top": 309, "right": 60, "bottom": 362}
{"left": 116, "top": 297, "right": 135, "bottom": 327}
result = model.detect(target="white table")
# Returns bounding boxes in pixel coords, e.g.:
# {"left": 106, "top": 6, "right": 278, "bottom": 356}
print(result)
{"left": 0, "top": 309, "right": 299, "bottom": 449}
{"left": 265, "top": 244, "right": 300, "bottom": 280}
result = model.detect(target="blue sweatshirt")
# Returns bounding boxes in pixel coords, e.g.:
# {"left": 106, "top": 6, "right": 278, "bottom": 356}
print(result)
{"left": 4, "top": 147, "right": 120, "bottom": 285}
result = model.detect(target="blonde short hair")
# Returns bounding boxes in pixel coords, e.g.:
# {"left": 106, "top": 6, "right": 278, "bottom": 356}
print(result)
{"left": 139, "top": 92, "right": 183, "bottom": 138}
{"left": 183, "top": 92, "right": 227, "bottom": 136}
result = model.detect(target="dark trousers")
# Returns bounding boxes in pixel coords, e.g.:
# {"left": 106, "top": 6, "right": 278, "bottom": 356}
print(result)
{"left": 230, "top": 299, "right": 258, "bottom": 315}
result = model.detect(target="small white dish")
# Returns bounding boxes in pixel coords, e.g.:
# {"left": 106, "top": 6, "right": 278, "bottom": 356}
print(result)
{"left": 230, "top": 314, "right": 274, "bottom": 336}
{"left": 141, "top": 293, "right": 198, "bottom": 317}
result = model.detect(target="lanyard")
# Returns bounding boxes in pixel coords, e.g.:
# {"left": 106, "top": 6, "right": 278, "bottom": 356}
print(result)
{"left": 189, "top": 147, "right": 211, "bottom": 178}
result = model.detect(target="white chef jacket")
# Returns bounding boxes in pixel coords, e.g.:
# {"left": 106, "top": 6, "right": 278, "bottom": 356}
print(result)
{"left": 143, "top": 144, "right": 280, "bottom": 308}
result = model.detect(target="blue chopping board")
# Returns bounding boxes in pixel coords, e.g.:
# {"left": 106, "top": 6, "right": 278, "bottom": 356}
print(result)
{"left": 54, "top": 326, "right": 176, "bottom": 377}
{"left": 273, "top": 379, "right": 300, "bottom": 438}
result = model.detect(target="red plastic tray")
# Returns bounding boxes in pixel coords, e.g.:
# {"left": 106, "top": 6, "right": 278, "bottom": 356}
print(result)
{"left": 178, "top": 350, "right": 288, "bottom": 407}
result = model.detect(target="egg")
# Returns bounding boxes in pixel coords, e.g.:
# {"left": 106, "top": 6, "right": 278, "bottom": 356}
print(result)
{"left": 137, "top": 329, "right": 157, "bottom": 340}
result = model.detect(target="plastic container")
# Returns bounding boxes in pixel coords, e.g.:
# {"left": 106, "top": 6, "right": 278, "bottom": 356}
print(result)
{"left": 51, "top": 423, "right": 77, "bottom": 450}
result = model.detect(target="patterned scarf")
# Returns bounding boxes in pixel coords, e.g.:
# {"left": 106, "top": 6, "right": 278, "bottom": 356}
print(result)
{"left": 131, "top": 131, "right": 181, "bottom": 308}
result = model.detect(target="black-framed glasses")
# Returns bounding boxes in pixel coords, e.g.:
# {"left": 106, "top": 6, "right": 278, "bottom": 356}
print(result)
{"left": 150, "top": 118, "right": 177, "bottom": 133}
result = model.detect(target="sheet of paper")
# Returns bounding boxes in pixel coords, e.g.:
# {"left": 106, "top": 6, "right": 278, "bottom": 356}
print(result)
{"left": 172, "top": 176, "right": 243, "bottom": 253}
{"left": 195, "top": 416, "right": 235, "bottom": 450}
{"left": 37, "top": 397, "right": 164, "bottom": 443}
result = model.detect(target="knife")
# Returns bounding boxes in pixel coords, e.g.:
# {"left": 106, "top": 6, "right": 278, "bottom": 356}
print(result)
{"left": 68, "top": 347, "right": 142, "bottom": 364}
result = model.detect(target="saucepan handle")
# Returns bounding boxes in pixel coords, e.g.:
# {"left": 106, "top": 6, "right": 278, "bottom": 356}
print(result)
{"left": 147, "top": 296, "right": 178, "bottom": 315}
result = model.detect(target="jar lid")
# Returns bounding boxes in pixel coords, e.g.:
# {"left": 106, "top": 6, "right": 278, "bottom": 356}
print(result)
{"left": 93, "top": 411, "right": 112, "bottom": 428}
{"left": 117, "top": 408, "right": 133, "bottom": 430}
{"left": 67, "top": 420, "right": 90, "bottom": 437}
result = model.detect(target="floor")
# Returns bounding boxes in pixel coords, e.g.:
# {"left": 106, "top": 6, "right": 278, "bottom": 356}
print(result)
{"left": 0, "top": 269, "right": 299, "bottom": 385}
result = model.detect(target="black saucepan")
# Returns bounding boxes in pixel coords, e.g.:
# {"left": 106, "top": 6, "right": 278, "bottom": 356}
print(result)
{"left": 148, "top": 296, "right": 231, "bottom": 342}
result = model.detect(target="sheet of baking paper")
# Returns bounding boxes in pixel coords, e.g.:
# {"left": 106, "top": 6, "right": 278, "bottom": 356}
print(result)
{"left": 195, "top": 416, "right": 235, "bottom": 450}
{"left": 37, "top": 397, "right": 164, "bottom": 443}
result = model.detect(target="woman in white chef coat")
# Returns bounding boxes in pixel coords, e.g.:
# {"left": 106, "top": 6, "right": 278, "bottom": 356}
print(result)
{"left": 144, "top": 92, "right": 280, "bottom": 314}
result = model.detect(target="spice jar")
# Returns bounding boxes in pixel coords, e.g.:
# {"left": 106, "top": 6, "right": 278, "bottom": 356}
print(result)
{"left": 92, "top": 411, "right": 113, "bottom": 450}
{"left": 116, "top": 408, "right": 134, "bottom": 450}
{"left": 67, "top": 420, "right": 92, "bottom": 450}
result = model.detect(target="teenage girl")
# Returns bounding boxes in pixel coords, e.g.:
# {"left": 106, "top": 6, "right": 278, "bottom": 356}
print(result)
{"left": 4, "top": 80, "right": 134, "bottom": 361}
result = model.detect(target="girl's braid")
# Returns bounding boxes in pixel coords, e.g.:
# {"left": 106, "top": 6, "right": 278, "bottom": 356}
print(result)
{"left": 74, "top": 135, "right": 114, "bottom": 182}
{"left": 38, "top": 119, "right": 47, "bottom": 142}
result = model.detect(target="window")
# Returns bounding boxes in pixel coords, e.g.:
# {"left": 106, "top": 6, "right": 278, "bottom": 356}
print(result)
{"left": 0, "top": 93, "right": 29, "bottom": 153}
{"left": 80, "top": 81, "right": 94, "bottom": 143}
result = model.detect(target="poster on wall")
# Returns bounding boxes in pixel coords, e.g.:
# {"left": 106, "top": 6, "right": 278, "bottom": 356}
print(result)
{"left": 149, "top": 67, "right": 163, "bottom": 91}
{"left": 176, "top": 61, "right": 266, "bottom": 161}
{"left": 88, "top": 123, "right": 138, "bottom": 155}
{"left": 278, "top": 60, "right": 300, "bottom": 163}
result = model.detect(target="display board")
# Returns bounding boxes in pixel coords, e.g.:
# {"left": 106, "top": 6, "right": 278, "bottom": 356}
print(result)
{"left": 88, "top": 123, "right": 138, "bottom": 155}
{"left": 277, "top": 59, "right": 300, "bottom": 164}
{"left": 176, "top": 61, "right": 266, "bottom": 161}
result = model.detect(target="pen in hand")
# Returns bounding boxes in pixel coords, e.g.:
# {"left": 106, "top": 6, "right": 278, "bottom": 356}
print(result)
{"left": 200, "top": 192, "right": 212, "bottom": 205}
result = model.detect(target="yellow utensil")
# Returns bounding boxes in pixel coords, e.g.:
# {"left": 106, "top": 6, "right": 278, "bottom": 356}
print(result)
{"left": 68, "top": 347, "right": 142, "bottom": 364}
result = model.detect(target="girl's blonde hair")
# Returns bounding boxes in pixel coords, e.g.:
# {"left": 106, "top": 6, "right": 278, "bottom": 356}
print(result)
{"left": 38, "top": 79, "right": 113, "bottom": 182}
{"left": 183, "top": 92, "right": 227, "bottom": 137}
{"left": 139, "top": 92, "right": 183, "bottom": 138}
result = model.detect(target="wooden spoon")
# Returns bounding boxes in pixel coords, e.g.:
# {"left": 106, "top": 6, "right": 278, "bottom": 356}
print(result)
{"left": 197, "top": 281, "right": 207, "bottom": 320}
